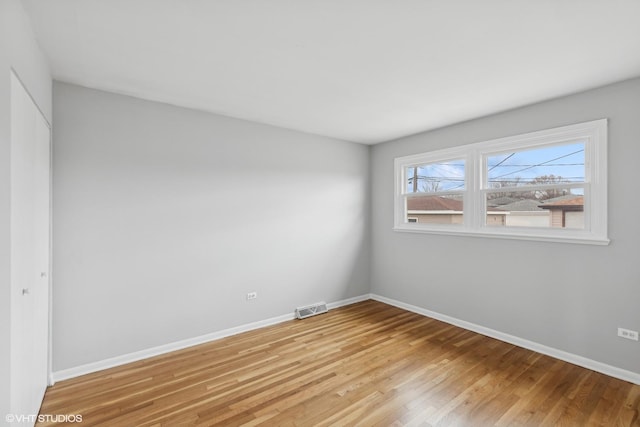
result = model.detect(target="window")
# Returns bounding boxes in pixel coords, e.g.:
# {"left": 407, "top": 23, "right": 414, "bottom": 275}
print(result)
{"left": 405, "top": 157, "right": 466, "bottom": 225}
{"left": 394, "top": 119, "right": 608, "bottom": 245}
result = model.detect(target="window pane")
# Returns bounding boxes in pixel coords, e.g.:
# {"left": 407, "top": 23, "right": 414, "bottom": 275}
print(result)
{"left": 406, "top": 195, "right": 464, "bottom": 224}
{"left": 486, "top": 188, "right": 584, "bottom": 229}
{"left": 487, "top": 142, "right": 585, "bottom": 189}
{"left": 406, "top": 159, "right": 465, "bottom": 193}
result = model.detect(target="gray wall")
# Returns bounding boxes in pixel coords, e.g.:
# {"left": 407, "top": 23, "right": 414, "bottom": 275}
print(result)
{"left": 52, "top": 82, "right": 370, "bottom": 371}
{"left": 0, "top": 0, "right": 51, "bottom": 420}
{"left": 49, "top": 62, "right": 640, "bottom": 377}
{"left": 371, "top": 77, "right": 640, "bottom": 374}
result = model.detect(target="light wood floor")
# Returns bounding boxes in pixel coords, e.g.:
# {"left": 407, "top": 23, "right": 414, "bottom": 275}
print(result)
{"left": 39, "top": 300, "right": 640, "bottom": 426}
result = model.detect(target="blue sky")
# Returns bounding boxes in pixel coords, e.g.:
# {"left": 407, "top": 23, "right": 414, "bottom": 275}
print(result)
{"left": 487, "top": 141, "right": 585, "bottom": 186}
{"left": 407, "top": 141, "right": 585, "bottom": 193}
{"left": 407, "top": 160, "right": 465, "bottom": 192}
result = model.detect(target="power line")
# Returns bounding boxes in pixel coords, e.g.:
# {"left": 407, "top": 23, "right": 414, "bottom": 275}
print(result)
{"left": 489, "top": 149, "right": 584, "bottom": 180}
{"left": 488, "top": 153, "right": 515, "bottom": 172}
{"left": 410, "top": 176, "right": 584, "bottom": 182}
{"left": 409, "top": 149, "right": 585, "bottom": 191}
{"left": 422, "top": 161, "right": 583, "bottom": 168}
{"left": 487, "top": 163, "right": 584, "bottom": 167}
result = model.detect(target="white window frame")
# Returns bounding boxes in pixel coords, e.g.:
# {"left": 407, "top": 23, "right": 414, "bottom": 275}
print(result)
{"left": 394, "top": 119, "right": 609, "bottom": 245}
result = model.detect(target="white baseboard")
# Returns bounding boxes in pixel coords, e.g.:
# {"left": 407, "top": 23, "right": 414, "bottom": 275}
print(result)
{"left": 370, "top": 294, "right": 640, "bottom": 386}
{"left": 54, "top": 292, "right": 638, "bottom": 387}
{"left": 326, "top": 293, "right": 371, "bottom": 309}
{"left": 51, "top": 294, "right": 370, "bottom": 383}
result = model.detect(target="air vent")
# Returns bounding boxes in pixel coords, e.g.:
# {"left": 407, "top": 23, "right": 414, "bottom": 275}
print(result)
{"left": 295, "top": 302, "right": 328, "bottom": 319}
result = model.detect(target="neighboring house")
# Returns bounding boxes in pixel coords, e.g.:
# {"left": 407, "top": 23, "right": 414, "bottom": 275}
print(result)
{"left": 408, "top": 195, "right": 584, "bottom": 229}
{"left": 538, "top": 195, "right": 584, "bottom": 229}
{"left": 407, "top": 196, "right": 506, "bottom": 225}
{"left": 492, "top": 199, "right": 549, "bottom": 228}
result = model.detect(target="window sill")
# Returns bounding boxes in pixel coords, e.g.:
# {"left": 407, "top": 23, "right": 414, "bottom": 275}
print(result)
{"left": 392, "top": 225, "right": 610, "bottom": 246}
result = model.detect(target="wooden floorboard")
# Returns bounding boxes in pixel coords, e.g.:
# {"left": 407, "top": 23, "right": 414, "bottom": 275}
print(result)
{"left": 38, "top": 300, "right": 640, "bottom": 426}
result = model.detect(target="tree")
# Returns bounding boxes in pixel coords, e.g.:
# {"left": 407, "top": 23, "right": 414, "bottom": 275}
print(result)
{"left": 420, "top": 179, "right": 440, "bottom": 192}
{"left": 529, "top": 175, "right": 570, "bottom": 200}
{"left": 488, "top": 177, "right": 523, "bottom": 200}
{"left": 487, "top": 174, "right": 571, "bottom": 201}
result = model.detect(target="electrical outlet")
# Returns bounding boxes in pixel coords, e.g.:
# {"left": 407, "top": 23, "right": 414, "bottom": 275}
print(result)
{"left": 246, "top": 292, "right": 257, "bottom": 301}
{"left": 617, "top": 328, "right": 639, "bottom": 341}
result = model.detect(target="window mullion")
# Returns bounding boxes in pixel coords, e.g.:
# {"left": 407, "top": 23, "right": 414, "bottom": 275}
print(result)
{"left": 475, "top": 150, "right": 487, "bottom": 229}
{"left": 464, "top": 150, "right": 480, "bottom": 230}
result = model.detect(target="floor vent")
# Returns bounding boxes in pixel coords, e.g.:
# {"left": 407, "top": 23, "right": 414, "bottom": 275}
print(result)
{"left": 295, "top": 302, "right": 328, "bottom": 319}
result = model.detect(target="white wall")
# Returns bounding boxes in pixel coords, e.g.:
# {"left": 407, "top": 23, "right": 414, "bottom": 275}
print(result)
{"left": 52, "top": 82, "right": 370, "bottom": 371}
{"left": 0, "top": 0, "right": 51, "bottom": 422}
{"left": 371, "top": 77, "right": 640, "bottom": 375}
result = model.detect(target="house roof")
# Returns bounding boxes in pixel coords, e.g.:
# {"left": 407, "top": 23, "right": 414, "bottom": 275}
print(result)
{"left": 407, "top": 196, "right": 462, "bottom": 211}
{"left": 408, "top": 196, "right": 504, "bottom": 212}
{"left": 407, "top": 194, "right": 585, "bottom": 212}
{"left": 538, "top": 195, "right": 584, "bottom": 210}
{"left": 487, "top": 197, "right": 518, "bottom": 207}
{"left": 495, "top": 199, "right": 545, "bottom": 212}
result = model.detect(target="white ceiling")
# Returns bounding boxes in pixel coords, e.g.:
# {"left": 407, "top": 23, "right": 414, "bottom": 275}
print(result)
{"left": 22, "top": 0, "right": 640, "bottom": 144}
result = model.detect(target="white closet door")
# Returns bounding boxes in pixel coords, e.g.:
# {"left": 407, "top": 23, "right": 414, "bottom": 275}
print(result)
{"left": 10, "top": 71, "right": 51, "bottom": 423}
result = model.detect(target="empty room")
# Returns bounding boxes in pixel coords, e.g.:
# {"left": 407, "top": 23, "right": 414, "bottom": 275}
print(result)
{"left": 2, "top": 0, "right": 640, "bottom": 425}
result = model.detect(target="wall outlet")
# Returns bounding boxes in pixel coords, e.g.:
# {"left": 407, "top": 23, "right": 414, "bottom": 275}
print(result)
{"left": 246, "top": 292, "right": 258, "bottom": 301}
{"left": 617, "top": 328, "right": 639, "bottom": 341}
